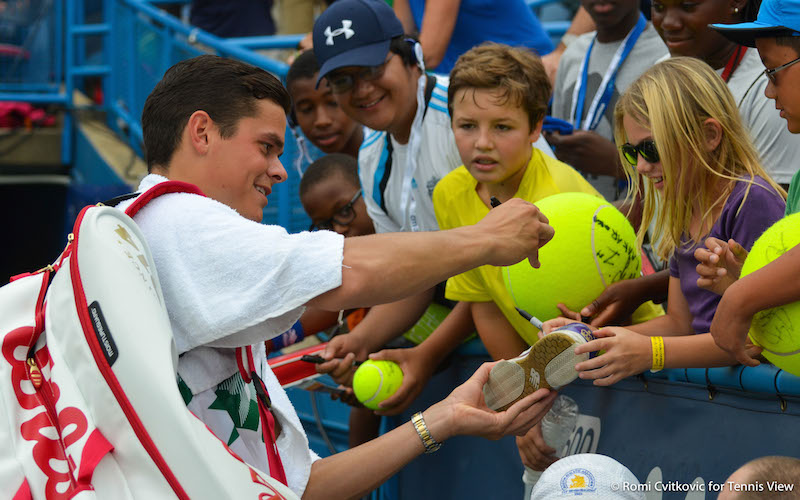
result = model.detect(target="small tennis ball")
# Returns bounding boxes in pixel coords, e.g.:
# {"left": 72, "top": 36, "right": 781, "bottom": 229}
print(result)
{"left": 740, "top": 213, "right": 800, "bottom": 376}
{"left": 503, "top": 192, "right": 641, "bottom": 322}
{"left": 352, "top": 360, "right": 404, "bottom": 410}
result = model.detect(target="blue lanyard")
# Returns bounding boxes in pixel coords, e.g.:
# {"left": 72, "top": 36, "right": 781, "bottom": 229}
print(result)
{"left": 572, "top": 13, "right": 647, "bottom": 131}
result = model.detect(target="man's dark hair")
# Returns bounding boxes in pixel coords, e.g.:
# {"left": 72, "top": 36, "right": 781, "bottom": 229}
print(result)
{"left": 389, "top": 35, "right": 419, "bottom": 67}
{"left": 776, "top": 35, "right": 800, "bottom": 55}
{"left": 299, "top": 153, "right": 360, "bottom": 197}
{"left": 142, "top": 55, "right": 291, "bottom": 171}
{"left": 287, "top": 50, "right": 320, "bottom": 89}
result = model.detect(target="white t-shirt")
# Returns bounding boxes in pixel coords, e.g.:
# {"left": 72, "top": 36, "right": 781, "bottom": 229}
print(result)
{"left": 358, "top": 76, "right": 460, "bottom": 233}
{"left": 657, "top": 49, "right": 800, "bottom": 184}
{"left": 359, "top": 75, "right": 554, "bottom": 233}
{"left": 117, "top": 174, "right": 345, "bottom": 496}
{"left": 551, "top": 23, "right": 668, "bottom": 200}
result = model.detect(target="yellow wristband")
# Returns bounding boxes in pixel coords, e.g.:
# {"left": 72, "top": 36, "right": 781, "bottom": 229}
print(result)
{"left": 651, "top": 336, "right": 665, "bottom": 372}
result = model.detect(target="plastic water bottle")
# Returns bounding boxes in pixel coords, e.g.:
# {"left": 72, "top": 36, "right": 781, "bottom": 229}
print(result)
{"left": 522, "top": 395, "right": 579, "bottom": 499}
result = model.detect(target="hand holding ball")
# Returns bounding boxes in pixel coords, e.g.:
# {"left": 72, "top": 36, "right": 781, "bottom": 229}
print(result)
{"left": 353, "top": 360, "right": 404, "bottom": 410}
{"left": 740, "top": 213, "right": 800, "bottom": 376}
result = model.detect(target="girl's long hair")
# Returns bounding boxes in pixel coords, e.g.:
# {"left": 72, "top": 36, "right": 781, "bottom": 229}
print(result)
{"left": 614, "top": 57, "right": 786, "bottom": 261}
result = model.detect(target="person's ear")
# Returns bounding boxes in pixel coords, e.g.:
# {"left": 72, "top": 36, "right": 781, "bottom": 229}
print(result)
{"left": 529, "top": 117, "right": 544, "bottom": 143}
{"left": 186, "top": 110, "right": 212, "bottom": 155}
{"left": 731, "top": 0, "right": 747, "bottom": 16}
{"left": 702, "top": 118, "right": 723, "bottom": 152}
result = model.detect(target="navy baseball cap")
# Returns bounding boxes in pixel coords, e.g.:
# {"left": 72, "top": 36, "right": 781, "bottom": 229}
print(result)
{"left": 712, "top": 0, "right": 800, "bottom": 47}
{"left": 312, "top": 0, "right": 404, "bottom": 85}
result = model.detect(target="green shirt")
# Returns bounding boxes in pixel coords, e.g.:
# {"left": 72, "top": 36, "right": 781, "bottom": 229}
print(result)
{"left": 786, "top": 169, "right": 800, "bottom": 216}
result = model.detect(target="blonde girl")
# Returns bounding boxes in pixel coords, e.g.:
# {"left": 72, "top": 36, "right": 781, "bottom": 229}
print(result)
{"left": 544, "top": 57, "right": 786, "bottom": 385}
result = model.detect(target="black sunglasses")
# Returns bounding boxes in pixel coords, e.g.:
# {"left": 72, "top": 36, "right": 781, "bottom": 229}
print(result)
{"left": 309, "top": 190, "right": 362, "bottom": 231}
{"left": 620, "top": 139, "right": 660, "bottom": 166}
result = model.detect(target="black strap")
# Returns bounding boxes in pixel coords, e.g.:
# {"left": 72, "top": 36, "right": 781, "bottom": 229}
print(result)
{"left": 101, "top": 192, "right": 139, "bottom": 207}
{"left": 377, "top": 75, "right": 439, "bottom": 214}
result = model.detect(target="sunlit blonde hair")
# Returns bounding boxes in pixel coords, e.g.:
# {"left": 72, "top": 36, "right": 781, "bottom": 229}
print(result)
{"left": 614, "top": 57, "right": 786, "bottom": 261}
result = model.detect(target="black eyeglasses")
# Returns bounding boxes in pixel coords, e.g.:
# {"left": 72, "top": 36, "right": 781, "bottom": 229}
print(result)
{"left": 620, "top": 139, "right": 660, "bottom": 166}
{"left": 764, "top": 55, "right": 800, "bottom": 84}
{"left": 309, "top": 190, "right": 362, "bottom": 231}
{"left": 326, "top": 54, "right": 394, "bottom": 94}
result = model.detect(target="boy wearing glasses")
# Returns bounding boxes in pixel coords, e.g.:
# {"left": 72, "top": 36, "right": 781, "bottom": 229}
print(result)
{"left": 688, "top": 0, "right": 800, "bottom": 368}
{"left": 311, "top": 0, "right": 557, "bottom": 385}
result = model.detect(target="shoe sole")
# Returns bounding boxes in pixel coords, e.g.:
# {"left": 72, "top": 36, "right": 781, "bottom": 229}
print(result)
{"left": 483, "top": 327, "right": 593, "bottom": 412}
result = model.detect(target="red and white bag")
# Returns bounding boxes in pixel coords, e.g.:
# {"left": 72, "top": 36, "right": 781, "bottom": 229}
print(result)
{"left": 0, "top": 182, "right": 298, "bottom": 499}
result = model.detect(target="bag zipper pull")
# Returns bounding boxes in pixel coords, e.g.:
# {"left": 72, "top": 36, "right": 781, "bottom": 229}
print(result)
{"left": 27, "top": 358, "right": 43, "bottom": 389}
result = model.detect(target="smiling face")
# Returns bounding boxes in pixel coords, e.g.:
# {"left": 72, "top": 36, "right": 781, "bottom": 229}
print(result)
{"left": 330, "top": 54, "right": 420, "bottom": 141}
{"left": 622, "top": 113, "right": 665, "bottom": 190}
{"left": 451, "top": 88, "right": 540, "bottom": 191}
{"left": 652, "top": 0, "right": 741, "bottom": 67}
{"left": 301, "top": 173, "right": 374, "bottom": 237}
{"left": 199, "top": 99, "right": 288, "bottom": 222}
{"left": 289, "top": 75, "right": 362, "bottom": 154}
{"left": 756, "top": 37, "right": 800, "bottom": 134}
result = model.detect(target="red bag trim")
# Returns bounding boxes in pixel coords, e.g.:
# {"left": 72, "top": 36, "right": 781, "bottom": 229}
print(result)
{"left": 12, "top": 479, "right": 31, "bottom": 500}
{"left": 66, "top": 183, "right": 204, "bottom": 499}
{"left": 77, "top": 428, "right": 114, "bottom": 484}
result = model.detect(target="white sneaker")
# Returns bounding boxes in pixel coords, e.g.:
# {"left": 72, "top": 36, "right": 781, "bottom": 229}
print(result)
{"left": 483, "top": 323, "right": 596, "bottom": 411}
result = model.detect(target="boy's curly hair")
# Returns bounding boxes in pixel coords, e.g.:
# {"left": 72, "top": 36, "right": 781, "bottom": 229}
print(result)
{"left": 447, "top": 43, "right": 551, "bottom": 129}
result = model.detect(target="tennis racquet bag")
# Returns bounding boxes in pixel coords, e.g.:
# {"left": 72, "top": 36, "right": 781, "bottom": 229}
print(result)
{"left": 0, "top": 181, "right": 298, "bottom": 499}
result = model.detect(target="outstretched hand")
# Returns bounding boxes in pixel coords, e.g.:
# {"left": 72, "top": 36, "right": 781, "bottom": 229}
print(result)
{"left": 695, "top": 237, "right": 748, "bottom": 296}
{"left": 426, "top": 362, "right": 557, "bottom": 442}
{"left": 317, "top": 333, "right": 368, "bottom": 386}
{"left": 575, "top": 278, "right": 648, "bottom": 327}
{"left": 710, "top": 286, "right": 763, "bottom": 367}
{"left": 573, "top": 327, "right": 651, "bottom": 386}
{"left": 476, "top": 198, "right": 554, "bottom": 269}
{"left": 369, "top": 346, "right": 436, "bottom": 416}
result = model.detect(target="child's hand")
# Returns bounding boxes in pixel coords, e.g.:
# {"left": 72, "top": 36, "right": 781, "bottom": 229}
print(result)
{"left": 540, "top": 316, "right": 591, "bottom": 338}
{"left": 710, "top": 283, "right": 763, "bottom": 367}
{"left": 573, "top": 327, "right": 652, "bottom": 386}
{"left": 367, "top": 346, "right": 435, "bottom": 416}
{"left": 317, "top": 333, "right": 368, "bottom": 385}
{"left": 516, "top": 423, "right": 559, "bottom": 471}
{"left": 577, "top": 279, "right": 647, "bottom": 327}
{"left": 543, "top": 130, "right": 619, "bottom": 176}
{"left": 695, "top": 237, "right": 748, "bottom": 296}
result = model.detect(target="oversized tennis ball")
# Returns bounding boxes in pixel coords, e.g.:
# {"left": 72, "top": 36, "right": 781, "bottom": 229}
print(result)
{"left": 740, "top": 213, "right": 800, "bottom": 376}
{"left": 352, "top": 360, "right": 404, "bottom": 410}
{"left": 503, "top": 192, "right": 641, "bottom": 322}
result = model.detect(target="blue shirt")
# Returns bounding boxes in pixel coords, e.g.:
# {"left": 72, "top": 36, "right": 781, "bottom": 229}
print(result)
{"left": 408, "top": 0, "right": 554, "bottom": 74}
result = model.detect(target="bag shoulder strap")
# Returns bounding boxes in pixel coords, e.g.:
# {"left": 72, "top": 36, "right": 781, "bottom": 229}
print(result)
{"left": 123, "top": 181, "right": 205, "bottom": 217}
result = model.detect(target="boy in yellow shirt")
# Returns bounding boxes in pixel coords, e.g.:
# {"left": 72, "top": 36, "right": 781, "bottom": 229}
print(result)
{"left": 372, "top": 43, "right": 600, "bottom": 410}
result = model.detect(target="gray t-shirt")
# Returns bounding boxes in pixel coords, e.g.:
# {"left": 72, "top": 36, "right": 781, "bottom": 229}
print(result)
{"left": 552, "top": 23, "right": 668, "bottom": 200}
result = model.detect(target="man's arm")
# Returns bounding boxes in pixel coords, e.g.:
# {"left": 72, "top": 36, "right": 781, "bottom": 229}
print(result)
{"left": 308, "top": 198, "right": 553, "bottom": 311}
{"left": 394, "top": 0, "right": 461, "bottom": 70}
{"left": 302, "top": 361, "right": 557, "bottom": 499}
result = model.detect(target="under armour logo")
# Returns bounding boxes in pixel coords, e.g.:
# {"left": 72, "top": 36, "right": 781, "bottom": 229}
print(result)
{"left": 324, "top": 20, "right": 355, "bottom": 46}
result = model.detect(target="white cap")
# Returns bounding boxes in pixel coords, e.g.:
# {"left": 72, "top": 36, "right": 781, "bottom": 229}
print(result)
{"left": 530, "top": 453, "right": 645, "bottom": 500}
